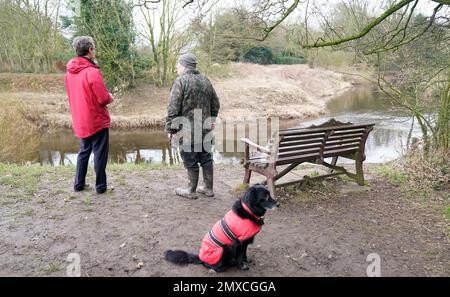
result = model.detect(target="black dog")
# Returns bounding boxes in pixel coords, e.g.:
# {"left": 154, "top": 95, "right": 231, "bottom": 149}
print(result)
{"left": 164, "top": 184, "right": 279, "bottom": 272}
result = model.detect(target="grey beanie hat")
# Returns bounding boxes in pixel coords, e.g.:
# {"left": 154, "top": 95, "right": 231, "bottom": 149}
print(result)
{"left": 178, "top": 53, "right": 198, "bottom": 69}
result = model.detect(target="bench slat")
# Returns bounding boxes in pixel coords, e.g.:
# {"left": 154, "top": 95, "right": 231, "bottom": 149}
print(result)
{"left": 280, "top": 123, "right": 373, "bottom": 131}
{"left": 326, "top": 138, "right": 362, "bottom": 146}
{"left": 323, "top": 147, "right": 358, "bottom": 157}
{"left": 328, "top": 133, "right": 364, "bottom": 141}
{"left": 331, "top": 128, "right": 366, "bottom": 134}
{"left": 279, "top": 138, "right": 324, "bottom": 147}
{"left": 243, "top": 120, "right": 375, "bottom": 196}
{"left": 278, "top": 147, "right": 321, "bottom": 158}
{"left": 250, "top": 143, "right": 359, "bottom": 161}
{"left": 279, "top": 143, "right": 323, "bottom": 152}
{"left": 281, "top": 131, "right": 365, "bottom": 144}
{"left": 279, "top": 124, "right": 373, "bottom": 136}
{"left": 324, "top": 144, "right": 360, "bottom": 152}
{"left": 275, "top": 153, "right": 321, "bottom": 166}
{"left": 281, "top": 133, "right": 326, "bottom": 141}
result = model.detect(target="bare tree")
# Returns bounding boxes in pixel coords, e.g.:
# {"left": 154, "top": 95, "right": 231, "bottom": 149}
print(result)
{"left": 136, "top": 0, "right": 196, "bottom": 86}
{"left": 0, "top": 0, "right": 67, "bottom": 73}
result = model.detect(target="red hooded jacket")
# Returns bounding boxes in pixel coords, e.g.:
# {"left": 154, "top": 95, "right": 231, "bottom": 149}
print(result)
{"left": 65, "top": 57, "right": 112, "bottom": 139}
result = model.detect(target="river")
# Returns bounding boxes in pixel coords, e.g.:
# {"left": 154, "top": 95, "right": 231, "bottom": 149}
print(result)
{"left": 35, "top": 86, "right": 421, "bottom": 166}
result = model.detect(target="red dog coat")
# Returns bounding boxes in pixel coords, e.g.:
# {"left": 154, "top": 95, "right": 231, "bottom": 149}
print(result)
{"left": 199, "top": 202, "right": 262, "bottom": 266}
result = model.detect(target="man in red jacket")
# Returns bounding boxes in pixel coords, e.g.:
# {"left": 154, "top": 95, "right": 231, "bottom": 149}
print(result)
{"left": 65, "top": 36, "right": 113, "bottom": 194}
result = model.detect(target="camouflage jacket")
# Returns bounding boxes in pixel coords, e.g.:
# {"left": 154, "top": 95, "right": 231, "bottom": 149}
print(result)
{"left": 165, "top": 69, "right": 220, "bottom": 145}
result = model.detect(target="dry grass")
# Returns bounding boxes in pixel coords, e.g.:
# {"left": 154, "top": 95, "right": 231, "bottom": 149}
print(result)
{"left": 376, "top": 149, "right": 449, "bottom": 205}
{"left": 0, "top": 95, "right": 42, "bottom": 163}
{"left": 0, "top": 73, "right": 65, "bottom": 93}
{"left": 394, "top": 149, "right": 449, "bottom": 191}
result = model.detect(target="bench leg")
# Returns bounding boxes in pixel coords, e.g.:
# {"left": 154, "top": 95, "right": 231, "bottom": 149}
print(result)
{"left": 328, "top": 156, "right": 338, "bottom": 173}
{"left": 355, "top": 156, "right": 364, "bottom": 186}
{"left": 243, "top": 168, "right": 252, "bottom": 184}
{"left": 266, "top": 177, "right": 276, "bottom": 199}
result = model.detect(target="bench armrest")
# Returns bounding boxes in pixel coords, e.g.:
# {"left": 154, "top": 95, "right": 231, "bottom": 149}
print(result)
{"left": 241, "top": 138, "right": 271, "bottom": 154}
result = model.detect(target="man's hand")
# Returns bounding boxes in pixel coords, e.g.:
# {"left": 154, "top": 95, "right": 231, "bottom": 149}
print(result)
{"left": 167, "top": 133, "right": 173, "bottom": 141}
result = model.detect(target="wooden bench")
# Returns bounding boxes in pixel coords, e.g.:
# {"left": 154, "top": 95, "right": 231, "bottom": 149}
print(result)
{"left": 241, "top": 119, "right": 375, "bottom": 197}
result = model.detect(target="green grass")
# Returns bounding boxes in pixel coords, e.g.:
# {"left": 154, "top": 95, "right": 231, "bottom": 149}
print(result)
{"left": 82, "top": 197, "right": 93, "bottom": 205}
{"left": 64, "top": 195, "right": 77, "bottom": 202}
{"left": 0, "top": 192, "right": 28, "bottom": 206}
{"left": 443, "top": 206, "right": 450, "bottom": 221}
{"left": 234, "top": 183, "right": 249, "bottom": 191}
{"left": 233, "top": 183, "right": 249, "bottom": 196}
{"left": 443, "top": 192, "right": 450, "bottom": 202}
{"left": 0, "top": 164, "right": 48, "bottom": 194}
{"left": 338, "top": 174, "right": 355, "bottom": 183}
{"left": 40, "top": 261, "right": 62, "bottom": 274}
{"left": 0, "top": 163, "right": 181, "bottom": 195}
{"left": 108, "top": 162, "right": 183, "bottom": 172}
{"left": 375, "top": 165, "right": 410, "bottom": 185}
{"left": 50, "top": 189, "right": 65, "bottom": 196}
{"left": 16, "top": 208, "right": 34, "bottom": 218}
{"left": 114, "top": 175, "right": 127, "bottom": 187}
{"left": 310, "top": 171, "right": 320, "bottom": 177}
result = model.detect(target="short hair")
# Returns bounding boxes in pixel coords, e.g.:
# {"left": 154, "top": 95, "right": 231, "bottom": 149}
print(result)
{"left": 72, "top": 36, "right": 95, "bottom": 57}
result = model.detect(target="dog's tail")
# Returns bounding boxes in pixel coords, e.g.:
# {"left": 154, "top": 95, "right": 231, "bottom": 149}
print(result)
{"left": 163, "top": 250, "right": 202, "bottom": 265}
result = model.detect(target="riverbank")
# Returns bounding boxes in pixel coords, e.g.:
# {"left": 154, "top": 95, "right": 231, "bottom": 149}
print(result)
{"left": 0, "top": 162, "right": 448, "bottom": 276}
{"left": 0, "top": 63, "right": 360, "bottom": 130}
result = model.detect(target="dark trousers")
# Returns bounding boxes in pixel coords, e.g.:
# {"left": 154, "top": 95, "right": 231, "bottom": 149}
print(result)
{"left": 180, "top": 148, "right": 213, "bottom": 171}
{"left": 75, "top": 128, "right": 109, "bottom": 193}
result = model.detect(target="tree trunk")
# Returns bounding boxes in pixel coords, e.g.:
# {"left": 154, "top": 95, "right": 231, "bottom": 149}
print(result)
{"left": 436, "top": 69, "right": 450, "bottom": 150}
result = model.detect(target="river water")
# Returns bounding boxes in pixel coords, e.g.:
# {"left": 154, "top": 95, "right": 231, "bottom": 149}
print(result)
{"left": 36, "top": 86, "right": 421, "bottom": 166}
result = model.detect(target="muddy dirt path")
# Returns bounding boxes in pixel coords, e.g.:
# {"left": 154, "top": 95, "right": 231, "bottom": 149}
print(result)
{"left": 0, "top": 164, "right": 448, "bottom": 276}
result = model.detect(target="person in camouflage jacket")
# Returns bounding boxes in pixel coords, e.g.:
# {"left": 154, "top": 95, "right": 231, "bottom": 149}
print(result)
{"left": 165, "top": 53, "right": 220, "bottom": 199}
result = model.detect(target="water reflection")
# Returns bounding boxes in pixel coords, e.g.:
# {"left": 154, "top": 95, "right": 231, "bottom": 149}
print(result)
{"left": 294, "top": 112, "right": 421, "bottom": 163}
{"left": 35, "top": 86, "right": 421, "bottom": 165}
{"left": 317, "top": 88, "right": 421, "bottom": 162}
{"left": 38, "top": 130, "right": 245, "bottom": 166}
{"left": 326, "top": 87, "right": 392, "bottom": 113}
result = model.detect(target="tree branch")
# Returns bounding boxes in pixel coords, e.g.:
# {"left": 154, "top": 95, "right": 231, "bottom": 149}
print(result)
{"left": 303, "top": 0, "right": 415, "bottom": 48}
{"left": 254, "top": 0, "right": 301, "bottom": 41}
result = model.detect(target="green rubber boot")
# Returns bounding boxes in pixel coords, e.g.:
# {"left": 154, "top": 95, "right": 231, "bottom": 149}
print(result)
{"left": 175, "top": 169, "right": 199, "bottom": 199}
{"left": 197, "top": 165, "right": 214, "bottom": 197}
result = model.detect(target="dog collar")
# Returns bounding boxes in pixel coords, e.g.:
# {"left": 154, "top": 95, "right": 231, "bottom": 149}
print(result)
{"left": 242, "top": 202, "right": 264, "bottom": 221}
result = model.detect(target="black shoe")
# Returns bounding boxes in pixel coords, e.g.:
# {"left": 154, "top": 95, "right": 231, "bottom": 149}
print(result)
{"left": 74, "top": 184, "right": 90, "bottom": 192}
{"left": 96, "top": 186, "right": 114, "bottom": 194}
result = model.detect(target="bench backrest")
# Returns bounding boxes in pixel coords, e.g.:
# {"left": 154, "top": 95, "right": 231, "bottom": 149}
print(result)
{"left": 273, "top": 119, "right": 374, "bottom": 165}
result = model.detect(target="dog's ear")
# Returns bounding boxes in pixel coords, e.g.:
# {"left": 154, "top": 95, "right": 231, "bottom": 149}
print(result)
{"left": 242, "top": 185, "right": 256, "bottom": 203}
